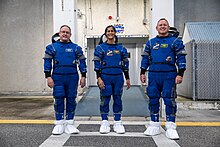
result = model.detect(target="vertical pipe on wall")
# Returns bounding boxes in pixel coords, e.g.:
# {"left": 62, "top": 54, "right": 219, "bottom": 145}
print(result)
{"left": 84, "top": 0, "right": 87, "bottom": 30}
{"left": 144, "top": 0, "right": 146, "bottom": 19}
{"left": 116, "top": 0, "right": 119, "bottom": 21}
{"left": 143, "top": 0, "right": 147, "bottom": 25}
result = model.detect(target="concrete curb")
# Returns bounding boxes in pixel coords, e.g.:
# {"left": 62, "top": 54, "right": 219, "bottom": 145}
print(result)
{"left": 177, "top": 101, "right": 220, "bottom": 110}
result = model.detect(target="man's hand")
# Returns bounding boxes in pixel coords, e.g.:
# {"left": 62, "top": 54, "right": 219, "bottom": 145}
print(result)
{"left": 140, "top": 74, "right": 146, "bottom": 83}
{"left": 176, "top": 75, "right": 183, "bottom": 84}
{"left": 97, "top": 77, "right": 105, "bottom": 90}
{"left": 126, "top": 79, "right": 131, "bottom": 90}
{"left": 47, "top": 77, "right": 54, "bottom": 88}
{"left": 80, "top": 77, "right": 86, "bottom": 88}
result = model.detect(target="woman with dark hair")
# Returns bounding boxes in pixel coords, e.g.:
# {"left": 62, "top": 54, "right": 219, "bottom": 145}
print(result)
{"left": 93, "top": 25, "right": 130, "bottom": 134}
{"left": 98, "top": 26, "right": 118, "bottom": 45}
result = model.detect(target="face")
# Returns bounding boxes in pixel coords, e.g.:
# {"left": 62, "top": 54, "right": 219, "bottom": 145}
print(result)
{"left": 156, "top": 20, "right": 170, "bottom": 36}
{"left": 59, "top": 26, "right": 71, "bottom": 42}
{"left": 105, "top": 27, "right": 116, "bottom": 40}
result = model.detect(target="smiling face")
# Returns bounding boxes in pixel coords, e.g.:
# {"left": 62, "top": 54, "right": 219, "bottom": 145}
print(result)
{"left": 156, "top": 19, "right": 170, "bottom": 37}
{"left": 59, "top": 25, "right": 71, "bottom": 42}
{"left": 105, "top": 26, "right": 116, "bottom": 43}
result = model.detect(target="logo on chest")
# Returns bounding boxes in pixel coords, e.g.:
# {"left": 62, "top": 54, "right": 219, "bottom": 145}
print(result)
{"left": 65, "top": 48, "right": 73, "bottom": 52}
{"left": 153, "top": 43, "right": 160, "bottom": 50}
{"left": 106, "top": 50, "right": 113, "bottom": 56}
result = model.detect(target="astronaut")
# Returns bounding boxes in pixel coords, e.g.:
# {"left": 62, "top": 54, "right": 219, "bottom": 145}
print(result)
{"left": 140, "top": 18, "right": 186, "bottom": 139}
{"left": 43, "top": 25, "right": 87, "bottom": 135}
{"left": 93, "top": 25, "right": 131, "bottom": 134}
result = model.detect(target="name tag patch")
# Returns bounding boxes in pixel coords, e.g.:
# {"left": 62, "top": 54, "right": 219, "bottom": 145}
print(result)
{"left": 65, "top": 48, "right": 73, "bottom": 52}
{"left": 160, "top": 44, "right": 168, "bottom": 48}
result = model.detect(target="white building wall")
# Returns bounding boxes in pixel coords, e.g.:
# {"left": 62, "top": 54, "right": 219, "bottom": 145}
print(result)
{"left": 77, "top": 0, "right": 150, "bottom": 47}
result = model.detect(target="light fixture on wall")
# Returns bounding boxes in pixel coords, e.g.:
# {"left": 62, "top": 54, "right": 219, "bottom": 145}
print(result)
{"left": 108, "top": 15, "right": 113, "bottom": 20}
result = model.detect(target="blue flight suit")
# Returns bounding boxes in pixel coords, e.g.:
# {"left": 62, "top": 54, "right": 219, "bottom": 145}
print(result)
{"left": 93, "top": 43, "right": 129, "bottom": 121}
{"left": 44, "top": 41, "right": 87, "bottom": 120}
{"left": 141, "top": 35, "right": 186, "bottom": 122}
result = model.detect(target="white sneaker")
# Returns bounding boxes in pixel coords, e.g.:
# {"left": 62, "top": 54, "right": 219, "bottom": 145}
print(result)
{"left": 113, "top": 120, "right": 125, "bottom": 134}
{"left": 52, "top": 120, "right": 65, "bottom": 135}
{"left": 165, "top": 122, "right": 179, "bottom": 140}
{"left": 99, "top": 120, "right": 110, "bottom": 134}
{"left": 144, "top": 121, "right": 161, "bottom": 136}
{"left": 64, "top": 120, "right": 80, "bottom": 134}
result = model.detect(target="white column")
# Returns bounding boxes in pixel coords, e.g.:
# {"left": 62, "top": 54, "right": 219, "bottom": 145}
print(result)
{"left": 53, "top": 0, "right": 77, "bottom": 42}
{"left": 150, "top": 0, "right": 174, "bottom": 38}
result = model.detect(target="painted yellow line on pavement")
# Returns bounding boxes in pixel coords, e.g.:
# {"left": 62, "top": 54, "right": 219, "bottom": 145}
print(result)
{"left": 161, "top": 121, "right": 220, "bottom": 126}
{"left": 0, "top": 120, "right": 54, "bottom": 124}
{"left": 177, "top": 122, "right": 220, "bottom": 126}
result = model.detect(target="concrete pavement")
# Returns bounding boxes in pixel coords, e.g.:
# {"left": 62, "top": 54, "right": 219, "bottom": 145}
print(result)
{"left": 0, "top": 93, "right": 219, "bottom": 147}
{"left": 0, "top": 94, "right": 219, "bottom": 122}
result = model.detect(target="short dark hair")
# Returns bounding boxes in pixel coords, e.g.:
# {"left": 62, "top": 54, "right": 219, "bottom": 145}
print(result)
{"left": 157, "top": 18, "right": 169, "bottom": 26}
{"left": 60, "top": 25, "right": 71, "bottom": 32}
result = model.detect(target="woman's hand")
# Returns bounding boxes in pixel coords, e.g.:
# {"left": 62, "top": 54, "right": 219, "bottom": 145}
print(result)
{"left": 140, "top": 74, "right": 146, "bottom": 83}
{"left": 80, "top": 77, "right": 86, "bottom": 88}
{"left": 126, "top": 79, "right": 131, "bottom": 90}
{"left": 97, "top": 77, "right": 105, "bottom": 90}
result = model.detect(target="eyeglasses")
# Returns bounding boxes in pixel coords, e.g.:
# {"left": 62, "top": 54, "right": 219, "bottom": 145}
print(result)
{"left": 60, "top": 31, "right": 71, "bottom": 34}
